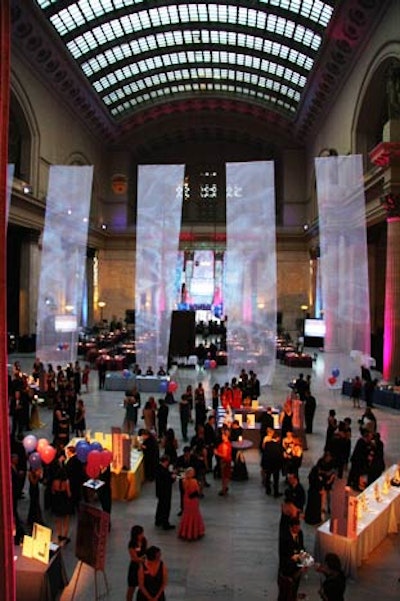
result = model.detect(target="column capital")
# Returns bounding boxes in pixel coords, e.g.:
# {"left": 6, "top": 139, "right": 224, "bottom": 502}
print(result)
{"left": 381, "top": 193, "right": 400, "bottom": 218}
{"left": 369, "top": 142, "right": 400, "bottom": 167}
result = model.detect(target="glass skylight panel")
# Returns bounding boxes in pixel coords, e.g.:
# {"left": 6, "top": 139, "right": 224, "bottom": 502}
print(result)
{"left": 36, "top": 0, "right": 54, "bottom": 8}
{"left": 36, "top": 0, "right": 335, "bottom": 119}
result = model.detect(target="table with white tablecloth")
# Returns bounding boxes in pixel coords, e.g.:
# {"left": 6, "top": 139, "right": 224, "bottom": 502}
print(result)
{"left": 314, "top": 465, "right": 400, "bottom": 579}
{"left": 104, "top": 372, "right": 169, "bottom": 392}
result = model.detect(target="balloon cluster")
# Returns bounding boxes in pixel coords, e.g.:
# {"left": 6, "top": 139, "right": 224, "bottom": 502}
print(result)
{"left": 204, "top": 359, "right": 217, "bottom": 369}
{"left": 328, "top": 367, "right": 340, "bottom": 386}
{"left": 23, "top": 434, "right": 57, "bottom": 467}
{"left": 56, "top": 342, "right": 70, "bottom": 351}
{"left": 159, "top": 380, "right": 178, "bottom": 394}
{"left": 75, "top": 440, "right": 113, "bottom": 479}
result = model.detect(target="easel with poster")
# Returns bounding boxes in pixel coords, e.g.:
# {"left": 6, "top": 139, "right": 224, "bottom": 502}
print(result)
{"left": 70, "top": 504, "right": 110, "bottom": 601}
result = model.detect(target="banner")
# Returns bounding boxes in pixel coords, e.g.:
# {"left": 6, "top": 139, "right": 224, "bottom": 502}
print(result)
{"left": 315, "top": 154, "right": 370, "bottom": 382}
{"left": 36, "top": 165, "right": 93, "bottom": 364}
{"left": 225, "top": 161, "right": 276, "bottom": 386}
{"left": 135, "top": 164, "right": 184, "bottom": 370}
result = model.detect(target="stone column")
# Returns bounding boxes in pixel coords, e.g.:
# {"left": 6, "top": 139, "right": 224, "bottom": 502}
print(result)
{"left": 19, "top": 229, "right": 41, "bottom": 335}
{"left": 381, "top": 194, "right": 400, "bottom": 381}
{"left": 370, "top": 138, "right": 400, "bottom": 381}
{"left": 0, "top": 2, "right": 15, "bottom": 601}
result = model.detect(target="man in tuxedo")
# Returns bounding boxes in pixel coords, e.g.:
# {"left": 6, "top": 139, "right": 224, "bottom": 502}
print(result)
{"left": 261, "top": 428, "right": 283, "bottom": 497}
{"left": 278, "top": 518, "right": 305, "bottom": 601}
{"left": 285, "top": 471, "right": 306, "bottom": 511}
{"left": 155, "top": 455, "right": 176, "bottom": 529}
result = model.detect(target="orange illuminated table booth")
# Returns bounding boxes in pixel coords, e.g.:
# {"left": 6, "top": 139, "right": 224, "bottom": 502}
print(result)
{"left": 69, "top": 436, "right": 145, "bottom": 502}
{"left": 111, "top": 450, "right": 144, "bottom": 501}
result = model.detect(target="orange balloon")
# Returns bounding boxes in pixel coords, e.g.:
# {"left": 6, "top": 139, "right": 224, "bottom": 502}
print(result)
{"left": 37, "top": 438, "right": 49, "bottom": 454}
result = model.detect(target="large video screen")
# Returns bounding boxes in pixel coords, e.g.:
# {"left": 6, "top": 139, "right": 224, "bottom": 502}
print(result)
{"left": 304, "top": 318, "right": 325, "bottom": 338}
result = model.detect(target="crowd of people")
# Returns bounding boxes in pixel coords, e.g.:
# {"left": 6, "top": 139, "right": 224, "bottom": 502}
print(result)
{"left": 9, "top": 354, "right": 389, "bottom": 601}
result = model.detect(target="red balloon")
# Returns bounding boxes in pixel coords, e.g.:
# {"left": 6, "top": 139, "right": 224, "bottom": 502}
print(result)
{"left": 86, "top": 462, "right": 100, "bottom": 479}
{"left": 100, "top": 449, "right": 113, "bottom": 468}
{"left": 87, "top": 449, "right": 102, "bottom": 468}
{"left": 40, "top": 444, "right": 57, "bottom": 465}
{"left": 328, "top": 376, "right": 337, "bottom": 385}
{"left": 210, "top": 360, "right": 217, "bottom": 369}
{"left": 168, "top": 381, "right": 178, "bottom": 393}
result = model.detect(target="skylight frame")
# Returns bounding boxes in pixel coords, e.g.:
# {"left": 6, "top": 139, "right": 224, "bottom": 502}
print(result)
{"left": 34, "top": 0, "right": 335, "bottom": 119}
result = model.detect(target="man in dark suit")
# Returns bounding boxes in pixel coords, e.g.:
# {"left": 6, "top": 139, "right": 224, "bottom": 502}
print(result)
{"left": 285, "top": 471, "right": 306, "bottom": 511}
{"left": 278, "top": 518, "right": 305, "bottom": 601}
{"left": 155, "top": 455, "right": 176, "bottom": 529}
{"left": 261, "top": 428, "right": 283, "bottom": 497}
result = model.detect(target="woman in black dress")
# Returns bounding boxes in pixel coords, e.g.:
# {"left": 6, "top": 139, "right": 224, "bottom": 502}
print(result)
{"left": 126, "top": 525, "right": 147, "bottom": 601}
{"left": 51, "top": 464, "right": 72, "bottom": 542}
{"left": 27, "top": 466, "right": 44, "bottom": 527}
{"left": 279, "top": 399, "right": 293, "bottom": 441}
{"left": 137, "top": 546, "right": 168, "bottom": 601}
{"left": 304, "top": 464, "right": 323, "bottom": 525}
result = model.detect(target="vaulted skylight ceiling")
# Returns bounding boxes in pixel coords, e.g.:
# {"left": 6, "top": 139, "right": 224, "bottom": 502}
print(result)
{"left": 35, "top": 0, "right": 335, "bottom": 121}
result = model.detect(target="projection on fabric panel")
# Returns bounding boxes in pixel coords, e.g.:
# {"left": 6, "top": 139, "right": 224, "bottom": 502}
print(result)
{"left": 315, "top": 155, "right": 370, "bottom": 383}
{"left": 6, "top": 164, "right": 14, "bottom": 225}
{"left": 135, "top": 164, "right": 184, "bottom": 370}
{"left": 36, "top": 166, "right": 93, "bottom": 364}
{"left": 225, "top": 161, "right": 277, "bottom": 386}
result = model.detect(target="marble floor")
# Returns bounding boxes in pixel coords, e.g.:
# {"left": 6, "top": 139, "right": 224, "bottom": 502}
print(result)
{"left": 12, "top": 351, "right": 400, "bottom": 601}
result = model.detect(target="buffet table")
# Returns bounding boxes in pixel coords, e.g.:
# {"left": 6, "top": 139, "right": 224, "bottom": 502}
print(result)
{"left": 104, "top": 372, "right": 169, "bottom": 392}
{"left": 314, "top": 465, "right": 400, "bottom": 579}
{"left": 341, "top": 380, "right": 400, "bottom": 409}
{"left": 15, "top": 546, "right": 68, "bottom": 601}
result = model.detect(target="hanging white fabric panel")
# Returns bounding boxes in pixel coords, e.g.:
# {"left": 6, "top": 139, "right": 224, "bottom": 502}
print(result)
{"left": 225, "top": 161, "right": 276, "bottom": 386}
{"left": 135, "top": 164, "right": 184, "bottom": 370}
{"left": 315, "top": 154, "right": 370, "bottom": 382}
{"left": 36, "top": 165, "right": 93, "bottom": 364}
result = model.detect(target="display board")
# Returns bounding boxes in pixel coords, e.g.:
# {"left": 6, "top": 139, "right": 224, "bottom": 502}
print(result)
{"left": 75, "top": 504, "right": 109, "bottom": 570}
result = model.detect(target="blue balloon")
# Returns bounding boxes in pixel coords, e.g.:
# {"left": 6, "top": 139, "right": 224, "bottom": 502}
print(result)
{"left": 123, "top": 369, "right": 131, "bottom": 379}
{"left": 76, "top": 441, "right": 91, "bottom": 463}
{"left": 159, "top": 380, "right": 168, "bottom": 393}
{"left": 332, "top": 368, "right": 340, "bottom": 378}
{"left": 29, "top": 451, "right": 42, "bottom": 469}
{"left": 204, "top": 359, "right": 211, "bottom": 369}
{"left": 90, "top": 441, "right": 103, "bottom": 452}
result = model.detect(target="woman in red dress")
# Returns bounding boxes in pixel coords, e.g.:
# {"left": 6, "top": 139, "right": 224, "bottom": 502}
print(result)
{"left": 178, "top": 467, "right": 205, "bottom": 541}
{"left": 214, "top": 429, "right": 232, "bottom": 496}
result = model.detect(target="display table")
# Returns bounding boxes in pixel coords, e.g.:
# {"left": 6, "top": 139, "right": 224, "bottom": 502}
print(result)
{"left": 240, "top": 423, "right": 261, "bottom": 445}
{"left": 69, "top": 436, "right": 145, "bottom": 501}
{"left": 111, "top": 452, "right": 144, "bottom": 501}
{"left": 96, "top": 354, "right": 127, "bottom": 371}
{"left": 314, "top": 465, "right": 400, "bottom": 579}
{"left": 15, "top": 546, "right": 68, "bottom": 601}
{"left": 234, "top": 407, "right": 280, "bottom": 429}
{"left": 104, "top": 372, "right": 169, "bottom": 392}
{"left": 284, "top": 353, "right": 313, "bottom": 367}
{"left": 341, "top": 380, "right": 400, "bottom": 409}
{"left": 231, "top": 439, "right": 253, "bottom": 450}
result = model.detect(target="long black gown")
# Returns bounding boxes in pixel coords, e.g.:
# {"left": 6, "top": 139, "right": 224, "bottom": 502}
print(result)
{"left": 304, "top": 465, "right": 323, "bottom": 525}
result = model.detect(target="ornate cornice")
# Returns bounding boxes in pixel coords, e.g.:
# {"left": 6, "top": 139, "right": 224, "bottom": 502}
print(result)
{"left": 10, "top": 0, "right": 115, "bottom": 141}
{"left": 369, "top": 142, "right": 400, "bottom": 168}
{"left": 295, "top": 0, "right": 392, "bottom": 139}
{"left": 381, "top": 193, "right": 400, "bottom": 219}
